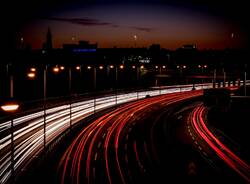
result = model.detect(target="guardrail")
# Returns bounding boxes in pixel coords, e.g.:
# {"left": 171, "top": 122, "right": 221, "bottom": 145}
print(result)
{"left": 0, "top": 81, "right": 248, "bottom": 183}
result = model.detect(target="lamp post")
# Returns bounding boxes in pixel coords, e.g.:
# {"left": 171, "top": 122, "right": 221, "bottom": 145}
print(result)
{"left": 213, "top": 69, "right": 217, "bottom": 88}
{"left": 68, "top": 66, "right": 72, "bottom": 129}
{"left": 244, "top": 64, "right": 247, "bottom": 96}
{"left": 1, "top": 63, "right": 19, "bottom": 183}
{"left": 1, "top": 102, "right": 19, "bottom": 183}
{"left": 43, "top": 65, "right": 47, "bottom": 150}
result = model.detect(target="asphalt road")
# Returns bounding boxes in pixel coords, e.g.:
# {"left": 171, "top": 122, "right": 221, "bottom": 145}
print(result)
{"left": 16, "top": 89, "right": 249, "bottom": 184}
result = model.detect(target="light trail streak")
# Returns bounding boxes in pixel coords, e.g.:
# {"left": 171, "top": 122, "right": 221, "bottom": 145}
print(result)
{"left": 191, "top": 106, "right": 250, "bottom": 182}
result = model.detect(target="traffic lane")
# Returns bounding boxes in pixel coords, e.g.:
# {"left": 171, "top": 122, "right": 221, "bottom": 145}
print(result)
{"left": 188, "top": 106, "right": 250, "bottom": 183}
{"left": 57, "top": 90, "right": 202, "bottom": 184}
{"left": 103, "top": 93, "right": 202, "bottom": 184}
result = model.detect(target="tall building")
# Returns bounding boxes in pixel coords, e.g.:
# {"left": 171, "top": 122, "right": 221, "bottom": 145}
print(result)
{"left": 43, "top": 27, "right": 53, "bottom": 50}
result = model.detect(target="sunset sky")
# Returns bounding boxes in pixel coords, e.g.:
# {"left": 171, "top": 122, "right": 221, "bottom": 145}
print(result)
{"left": 7, "top": 0, "right": 250, "bottom": 50}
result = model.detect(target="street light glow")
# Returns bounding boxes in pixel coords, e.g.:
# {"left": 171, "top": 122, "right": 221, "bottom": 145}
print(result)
{"left": 183, "top": 65, "right": 186, "bottom": 69}
{"left": 119, "top": 65, "right": 124, "bottom": 69}
{"left": 155, "top": 66, "right": 158, "bottom": 69}
{"left": 1, "top": 104, "right": 19, "bottom": 112}
{"left": 110, "top": 65, "right": 114, "bottom": 69}
{"left": 132, "top": 65, "right": 136, "bottom": 69}
{"left": 76, "top": 66, "right": 81, "bottom": 70}
{"left": 53, "top": 67, "right": 60, "bottom": 73}
{"left": 99, "top": 66, "right": 104, "bottom": 70}
{"left": 162, "top": 65, "right": 166, "bottom": 69}
{"left": 140, "top": 65, "right": 144, "bottom": 69}
{"left": 198, "top": 65, "right": 201, "bottom": 68}
{"left": 87, "top": 66, "right": 91, "bottom": 70}
{"left": 204, "top": 65, "right": 207, "bottom": 68}
{"left": 60, "top": 66, "right": 65, "bottom": 70}
{"left": 30, "top": 68, "right": 36, "bottom": 72}
{"left": 27, "top": 72, "right": 36, "bottom": 78}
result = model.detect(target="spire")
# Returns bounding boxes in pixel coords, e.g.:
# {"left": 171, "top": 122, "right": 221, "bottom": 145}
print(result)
{"left": 46, "top": 27, "right": 53, "bottom": 50}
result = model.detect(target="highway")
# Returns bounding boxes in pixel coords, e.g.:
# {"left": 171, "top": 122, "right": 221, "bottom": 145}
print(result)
{"left": 0, "top": 83, "right": 212, "bottom": 183}
{"left": 189, "top": 105, "right": 250, "bottom": 182}
{"left": 56, "top": 90, "right": 202, "bottom": 184}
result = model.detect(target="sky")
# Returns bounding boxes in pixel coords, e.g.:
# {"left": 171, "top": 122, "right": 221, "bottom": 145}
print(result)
{"left": 5, "top": 0, "right": 250, "bottom": 50}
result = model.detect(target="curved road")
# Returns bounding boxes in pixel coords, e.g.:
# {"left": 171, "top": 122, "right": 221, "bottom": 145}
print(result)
{"left": 57, "top": 90, "right": 202, "bottom": 184}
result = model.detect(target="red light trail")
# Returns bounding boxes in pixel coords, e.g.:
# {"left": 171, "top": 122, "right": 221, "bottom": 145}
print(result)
{"left": 191, "top": 106, "right": 250, "bottom": 182}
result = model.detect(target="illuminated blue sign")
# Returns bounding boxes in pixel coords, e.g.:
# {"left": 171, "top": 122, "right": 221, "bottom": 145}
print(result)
{"left": 73, "top": 49, "right": 96, "bottom": 52}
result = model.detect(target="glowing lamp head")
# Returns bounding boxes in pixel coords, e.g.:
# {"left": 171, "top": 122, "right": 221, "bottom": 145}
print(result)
{"left": 110, "top": 65, "right": 114, "bottom": 69}
{"left": 53, "top": 67, "right": 60, "bottom": 73}
{"left": 140, "top": 65, "right": 144, "bottom": 69}
{"left": 162, "top": 65, "right": 166, "bottom": 69}
{"left": 30, "top": 68, "right": 36, "bottom": 72}
{"left": 1, "top": 100, "right": 20, "bottom": 112}
{"left": 27, "top": 72, "right": 35, "bottom": 78}
{"left": 155, "top": 66, "right": 158, "bottom": 69}
{"left": 60, "top": 66, "right": 65, "bottom": 70}
{"left": 119, "top": 65, "right": 124, "bottom": 69}
{"left": 99, "top": 66, "right": 104, "bottom": 70}
{"left": 87, "top": 66, "right": 91, "bottom": 70}
{"left": 76, "top": 66, "right": 81, "bottom": 70}
{"left": 132, "top": 65, "right": 136, "bottom": 69}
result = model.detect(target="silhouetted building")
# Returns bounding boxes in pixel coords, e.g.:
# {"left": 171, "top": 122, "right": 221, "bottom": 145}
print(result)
{"left": 43, "top": 27, "right": 53, "bottom": 51}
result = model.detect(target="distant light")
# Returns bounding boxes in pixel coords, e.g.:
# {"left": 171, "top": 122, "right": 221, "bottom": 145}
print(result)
{"left": 119, "top": 65, "right": 124, "bottom": 69}
{"left": 231, "top": 33, "right": 234, "bottom": 39}
{"left": 198, "top": 65, "right": 201, "bottom": 68}
{"left": 162, "top": 65, "right": 166, "bottom": 69}
{"left": 53, "top": 67, "right": 60, "bottom": 73}
{"left": 76, "top": 66, "right": 81, "bottom": 70}
{"left": 110, "top": 65, "right": 114, "bottom": 69}
{"left": 155, "top": 66, "right": 158, "bottom": 69}
{"left": 1, "top": 104, "right": 19, "bottom": 112}
{"left": 134, "top": 35, "right": 137, "bottom": 40}
{"left": 27, "top": 72, "right": 35, "bottom": 78}
{"left": 177, "top": 65, "right": 180, "bottom": 68}
{"left": 204, "top": 65, "right": 207, "bottom": 68}
{"left": 140, "top": 65, "right": 144, "bottom": 69}
{"left": 99, "top": 66, "right": 104, "bottom": 70}
{"left": 87, "top": 66, "right": 91, "bottom": 70}
{"left": 183, "top": 65, "right": 187, "bottom": 69}
{"left": 60, "top": 66, "right": 65, "bottom": 70}
{"left": 20, "top": 37, "right": 24, "bottom": 42}
{"left": 132, "top": 65, "right": 136, "bottom": 69}
{"left": 30, "top": 68, "right": 36, "bottom": 72}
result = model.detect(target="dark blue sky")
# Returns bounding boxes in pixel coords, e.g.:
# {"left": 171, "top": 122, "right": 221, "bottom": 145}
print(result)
{"left": 5, "top": 0, "right": 250, "bottom": 50}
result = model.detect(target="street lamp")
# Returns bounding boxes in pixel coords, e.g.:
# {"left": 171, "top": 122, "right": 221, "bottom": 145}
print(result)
{"left": 53, "top": 66, "right": 60, "bottom": 73}
{"left": 30, "top": 67, "right": 36, "bottom": 72}
{"left": 27, "top": 72, "right": 36, "bottom": 79}
{"left": 119, "top": 65, "right": 124, "bottom": 69}
{"left": 1, "top": 100, "right": 19, "bottom": 183}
